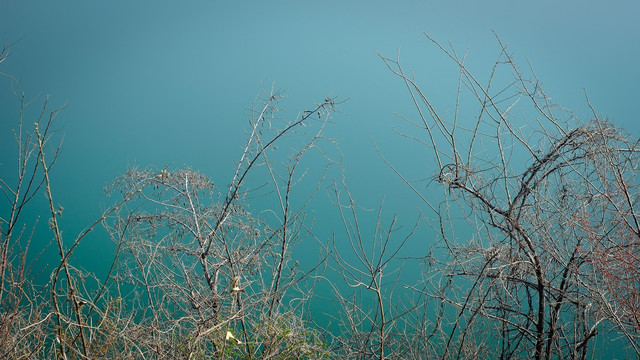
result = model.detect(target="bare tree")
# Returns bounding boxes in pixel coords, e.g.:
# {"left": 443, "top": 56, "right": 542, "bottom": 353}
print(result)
{"left": 1, "top": 52, "right": 64, "bottom": 357}
{"left": 328, "top": 177, "right": 423, "bottom": 360}
{"left": 5, "top": 30, "right": 638, "bottom": 360}
{"left": 96, "top": 86, "right": 341, "bottom": 359}
{"left": 1, "top": 44, "right": 342, "bottom": 359}
{"left": 378, "top": 32, "right": 640, "bottom": 359}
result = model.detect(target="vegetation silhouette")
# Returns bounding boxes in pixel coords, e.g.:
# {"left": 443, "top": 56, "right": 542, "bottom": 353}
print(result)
{"left": 1, "top": 34, "right": 639, "bottom": 359}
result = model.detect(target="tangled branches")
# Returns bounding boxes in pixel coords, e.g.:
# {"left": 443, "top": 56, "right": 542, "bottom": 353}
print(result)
{"left": 1, "top": 76, "right": 342, "bottom": 358}
{"left": 379, "top": 33, "right": 640, "bottom": 359}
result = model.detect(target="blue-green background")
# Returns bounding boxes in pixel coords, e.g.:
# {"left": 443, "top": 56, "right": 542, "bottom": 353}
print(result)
{"left": 1, "top": 1, "right": 639, "bottom": 347}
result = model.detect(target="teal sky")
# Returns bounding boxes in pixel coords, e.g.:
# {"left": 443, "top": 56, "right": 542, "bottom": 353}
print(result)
{"left": 1, "top": 1, "right": 639, "bottom": 272}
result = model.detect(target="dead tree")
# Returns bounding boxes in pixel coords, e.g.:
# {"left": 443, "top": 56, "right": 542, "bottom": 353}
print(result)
{"left": 1, "top": 55, "right": 341, "bottom": 358}
{"left": 379, "top": 33, "right": 640, "bottom": 359}
{"left": 0, "top": 88, "right": 63, "bottom": 359}
{"left": 328, "top": 177, "right": 423, "bottom": 360}
{"left": 99, "top": 86, "right": 341, "bottom": 359}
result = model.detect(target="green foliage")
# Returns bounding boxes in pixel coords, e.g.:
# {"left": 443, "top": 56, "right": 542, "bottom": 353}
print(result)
{"left": 247, "top": 312, "right": 332, "bottom": 359}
